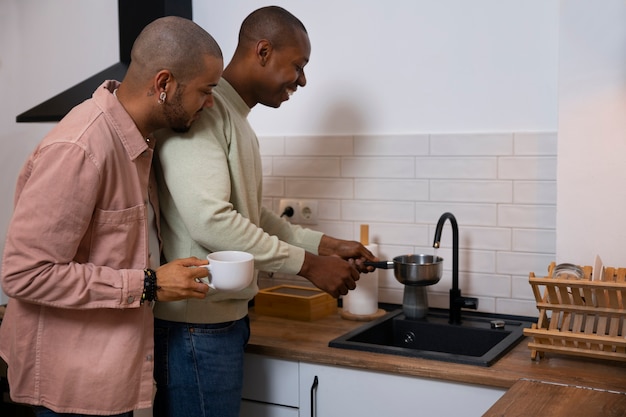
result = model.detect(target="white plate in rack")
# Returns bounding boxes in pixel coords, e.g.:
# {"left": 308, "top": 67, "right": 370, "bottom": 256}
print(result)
{"left": 593, "top": 254, "right": 604, "bottom": 281}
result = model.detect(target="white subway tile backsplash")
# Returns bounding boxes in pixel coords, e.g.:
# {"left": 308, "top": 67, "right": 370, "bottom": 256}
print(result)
{"left": 318, "top": 199, "right": 341, "bottom": 220}
{"left": 430, "top": 180, "right": 512, "bottom": 203}
{"left": 512, "top": 228, "right": 556, "bottom": 253}
{"left": 354, "top": 179, "right": 429, "bottom": 201}
{"left": 513, "top": 132, "right": 557, "bottom": 156}
{"left": 460, "top": 249, "right": 497, "bottom": 274}
{"left": 313, "top": 220, "right": 355, "bottom": 240}
{"left": 425, "top": 291, "right": 457, "bottom": 310}
{"left": 284, "top": 178, "right": 353, "bottom": 199}
{"left": 359, "top": 222, "right": 430, "bottom": 247}
{"left": 497, "top": 251, "right": 555, "bottom": 275}
{"left": 495, "top": 298, "right": 538, "bottom": 318}
{"left": 459, "top": 226, "right": 512, "bottom": 251}
{"left": 341, "top": 200, "right": 415, "bottom": 223}
{"left": 462, "top": 272, "right": 512, "bottom": 298}
{"left": 274, "top": 157, "right": 341, "bottom": 177}
{"left": 377, "top": 243, "right": 415, "bottom": 257}
{"left": 498, "top": 204, "right": 556, "bottom": 229}
{"left": 261, "top": 157, "right": 272, "bottom": 176}
{"left": 353, "top": 134, "right": 429, "bottom": 156}
{"left": 426, "top": 223, "right": 508, "bottom": 251}
{"left": 471, "top": 297, "right": 496, "bottom": 314}
{"left": 258, "top": 136, "right": 285, "bottom": 156}
{"left": 498, "top": 156, "right": 557, "bottom": 180}
{"left": 415, "top": 157, "right": 497, "bottom": 179}
{"left": 417, "top": 203, "right": 498, "bottom": 227}
{"left": 511, "top": 275, "right": 536, "bottom": 300}
{"left": 260, "top": 132, "right": 556, "bottom": 318}
{"left": 262, "top": 177, "right": 284, "bottom": 197}
{"left": 378, "top": 287, "right": 404, "bottom": 305}
{"left": 285, "top": 135, "right": 353, "bottom": 156}
{"left": 513, "top": 181, "right": 557, "bottom": 204}
{"left": 427, "top": 289, "right": 499, "bottom": 313}
{"left": 341, "top": 157, "right": 415, "bottom": 178}
{"left": 430, "top": 133, "right": 513, "bottom": 156}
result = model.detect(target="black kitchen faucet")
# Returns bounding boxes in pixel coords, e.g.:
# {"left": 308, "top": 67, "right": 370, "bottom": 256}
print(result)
{"left": 433, "top": 212, "right": 479, "bottom": 324}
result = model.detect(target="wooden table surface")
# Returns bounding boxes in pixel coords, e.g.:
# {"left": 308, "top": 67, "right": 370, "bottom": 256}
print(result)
{"left": 246, "top": 308, "right": 626, "bottom": 392}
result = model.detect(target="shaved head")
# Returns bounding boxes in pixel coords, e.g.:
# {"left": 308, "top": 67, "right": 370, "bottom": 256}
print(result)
{"left": 223, "top": 6, "right": 310, "bottom": 109}
{"left": 238, "top": 6, "right": 308, "bottom": 51}
{"left": 118, "top": 16, "right": 223, "bottom": 137}
{"left": 130, "top": 16, "right": 222, "bottom": 83}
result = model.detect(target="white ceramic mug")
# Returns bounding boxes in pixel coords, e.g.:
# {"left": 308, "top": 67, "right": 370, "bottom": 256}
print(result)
{"left": 199, "top": 251, "right": 254, "bottom": 291}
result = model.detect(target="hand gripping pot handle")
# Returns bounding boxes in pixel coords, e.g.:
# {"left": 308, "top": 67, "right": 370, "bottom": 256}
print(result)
{"left": 363, "top": 261, "right": 394, "bottom": 269}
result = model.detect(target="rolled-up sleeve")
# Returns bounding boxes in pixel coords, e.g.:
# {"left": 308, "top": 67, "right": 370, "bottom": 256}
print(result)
{"left": 2, "top": 141, "right": 144, "bottom": 309}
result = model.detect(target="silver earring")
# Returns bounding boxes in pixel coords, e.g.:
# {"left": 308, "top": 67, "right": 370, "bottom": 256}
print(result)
{"left": 158, "top": 91, "right": 167, "bottom": 104}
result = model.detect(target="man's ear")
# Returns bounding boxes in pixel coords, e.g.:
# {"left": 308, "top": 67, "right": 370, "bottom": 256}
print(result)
{"left": 153, "top": 70, "right": 174, "bottom": 97}
{"left": 256, "top": 39, "right": 273, "bottom": 66}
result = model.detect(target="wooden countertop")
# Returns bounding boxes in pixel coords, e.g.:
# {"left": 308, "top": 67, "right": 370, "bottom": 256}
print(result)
{"left": 484, "top": 379, "right": 626, "bottom": 417}
{"left": 246, "top": 308, "right": 626, "bottom": 392}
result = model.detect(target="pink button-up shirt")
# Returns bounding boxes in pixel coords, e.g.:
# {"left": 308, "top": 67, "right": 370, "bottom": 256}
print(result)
{"left": 0, "top": 80, "right": 158, "bottom": 414}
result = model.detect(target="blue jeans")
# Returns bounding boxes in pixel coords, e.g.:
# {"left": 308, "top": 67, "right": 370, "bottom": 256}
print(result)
{"left": 33, "top": 407, "right": 132, "bottom": 417}
{"left": 153, "top": 316, "right": 250, "bottom": 417}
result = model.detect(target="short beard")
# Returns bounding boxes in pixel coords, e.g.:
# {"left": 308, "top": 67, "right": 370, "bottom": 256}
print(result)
{"left": 163, "top": 85, "right": 191, "bottom": 133}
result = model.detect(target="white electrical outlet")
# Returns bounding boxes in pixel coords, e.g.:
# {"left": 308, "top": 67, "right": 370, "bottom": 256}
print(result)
{"left": 279, "top": 199, "right": 318, "bottom": 225}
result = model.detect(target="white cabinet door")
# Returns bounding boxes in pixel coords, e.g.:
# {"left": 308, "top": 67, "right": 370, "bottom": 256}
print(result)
{"left": 240, "top": 399, "right": 299, "bottom": 417}
{"left": 299, "top": 362, "right": 505, "bottom": 417}
{"left": 241, "top": 353, "right": 300, "bottom": 414}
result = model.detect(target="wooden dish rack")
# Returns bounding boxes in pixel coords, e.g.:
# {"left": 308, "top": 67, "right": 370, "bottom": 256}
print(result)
{"left": 524, "top": 262, "right": 626, "bottom": 362}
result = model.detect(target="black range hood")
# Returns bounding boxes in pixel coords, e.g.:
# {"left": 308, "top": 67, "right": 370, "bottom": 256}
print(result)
{"left": 16, "top": 0, "right": 192, "bottom": 123}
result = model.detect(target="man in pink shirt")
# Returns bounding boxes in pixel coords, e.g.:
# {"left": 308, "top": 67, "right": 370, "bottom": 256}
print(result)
{"left": 0, "top": 16, "right": 222, "bottom": 416}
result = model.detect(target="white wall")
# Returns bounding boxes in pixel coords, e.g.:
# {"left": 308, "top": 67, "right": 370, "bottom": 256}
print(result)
{"left": 0, "top": 1, "right": 118, "bottom": 304}
{"left": 0, "top": 0, "right": 562, "bottom": 311}
{"left": 194, "top": 0, "right": 559, "bottom": 135}
{"left": 556, "top": 0, "right": 626, "bottom": 267}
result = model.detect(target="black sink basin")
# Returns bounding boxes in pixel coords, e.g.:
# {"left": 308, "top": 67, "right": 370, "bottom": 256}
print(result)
{"left": 329, "top": 309, "right": 535, "bottom": 366}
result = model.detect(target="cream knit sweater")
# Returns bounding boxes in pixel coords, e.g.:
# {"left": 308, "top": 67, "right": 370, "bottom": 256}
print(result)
{"left": 153, "top": 78, "right": 323, "bottom": 324}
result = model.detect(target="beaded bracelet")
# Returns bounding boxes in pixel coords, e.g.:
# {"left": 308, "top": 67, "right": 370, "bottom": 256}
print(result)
{"left": 141, "top": 268, "right": 158, "bottom": 305}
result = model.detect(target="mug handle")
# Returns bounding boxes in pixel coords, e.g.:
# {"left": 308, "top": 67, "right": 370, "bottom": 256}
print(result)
{"left": 197, "top": 264, "right": 216, "bottom": 289}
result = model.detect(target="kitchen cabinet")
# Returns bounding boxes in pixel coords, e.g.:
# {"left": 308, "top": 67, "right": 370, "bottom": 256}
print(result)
{"left": 299, "top": 362, "right": 505, "bottom": 417}
{"left": 241, "top": 353, "right": 299, "bottom": 417}
{"left": 240, "top": 401, "right": 299, "bottom": 417}
{"left": 241, "top": 353, "right": 505, "bottom": 417}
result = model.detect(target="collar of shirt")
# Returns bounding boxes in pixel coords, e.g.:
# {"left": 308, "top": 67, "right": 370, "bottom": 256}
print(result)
{"left": 94, "top": 80, "right": 152, "bottom": 161}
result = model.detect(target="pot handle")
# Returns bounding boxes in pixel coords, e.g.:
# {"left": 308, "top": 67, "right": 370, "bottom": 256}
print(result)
{"left": 363, "top": 261, "right": 394, "bottom": 269}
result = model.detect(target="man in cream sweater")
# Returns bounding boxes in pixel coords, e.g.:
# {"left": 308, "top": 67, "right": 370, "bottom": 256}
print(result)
{"left": 153, "top": 6, "right": 376, "bottom": 417}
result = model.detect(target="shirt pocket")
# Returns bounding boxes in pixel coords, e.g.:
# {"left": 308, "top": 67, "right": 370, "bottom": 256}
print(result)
{"left": 89, "top": 204, "right": 147, "bottom": 268}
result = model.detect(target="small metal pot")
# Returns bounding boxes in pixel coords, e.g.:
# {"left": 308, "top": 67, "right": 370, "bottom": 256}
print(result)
{"left": 365, "top": 254, "right": 443, "bottom": 286}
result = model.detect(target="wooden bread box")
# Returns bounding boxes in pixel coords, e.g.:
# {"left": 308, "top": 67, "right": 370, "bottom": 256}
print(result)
{"left": 254, "top": 285, "right": 337, "bottom": 321}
